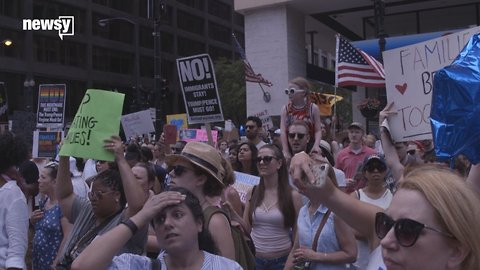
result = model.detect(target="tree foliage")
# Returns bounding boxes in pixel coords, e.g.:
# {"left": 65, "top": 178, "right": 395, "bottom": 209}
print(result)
{"left": 214, "top": 58, "right": 246, "bottom": 125}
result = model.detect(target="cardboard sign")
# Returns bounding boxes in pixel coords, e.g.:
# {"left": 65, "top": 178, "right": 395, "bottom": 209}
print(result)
{"left": 252, "top": 109, "right": 274, "bottom": 133}
{"left": 37, "top": 84, "right": 66, "bottom": 128}
{"left": 178, "top": 129, "right": 218, "bottom": 143}
{"left": 32, "top": 130, "right": 63, "bottom": 158}
{"left": 383, "top": 26, "right": 480, "bottom": 142}
{"left": 60, "top": 89, "right": 125, "bottom": 161}
{"left": 121, "top": 109, "right": 155, "bottom": 140}
{"left": 163, "top": 124, "right": 177, "bottom": 145}
{"left": 232, "top": 171, "right": 260, "bottom": 203}
{"left": 176, "top": 54, "right": 224, "bottom": 124}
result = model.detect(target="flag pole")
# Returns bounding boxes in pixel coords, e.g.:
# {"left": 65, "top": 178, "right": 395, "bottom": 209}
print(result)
{"left": 333, "top": 34, "right": 340, "bottom": 135}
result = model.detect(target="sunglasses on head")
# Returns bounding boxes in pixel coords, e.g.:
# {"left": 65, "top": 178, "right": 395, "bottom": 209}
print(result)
{"left": 255, "top": 156, "right": 277, "bottom": 164}
{"left": 169, "top": 165, "right": 192, "bottom": 177}
{"left": 288, "top": 133, "right": 306, "bottom": 140}
{"left": 96, "top": 160, "right": 107, "bottom": 164}
{"left": 45, "top": 161, "right": 59, "bottom": 169}
{"left": 375, "top": 212, "right": 454, "bottom": 247}
{"left": 88, "top": 190, "right": 115, "bottom": 201}
{"left": 285, "top": 88, "right": 305, "bottom": 95}
{"left": 365, "top": 162, "right": 386, "bottom": 172}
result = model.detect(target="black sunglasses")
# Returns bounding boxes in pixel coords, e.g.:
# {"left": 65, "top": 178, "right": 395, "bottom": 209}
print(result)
{"left": 255, "top": 156, "right": 277, "bottom": 164}
{"left": 284, "top": 88, "right": 305, "bottom": 95}
{"left": 288, "top": 133, "right": 306, "bottom": 140}
{"left": 375, "top": 212, "right": 454, "bottom": 247}
{"left": 169, "top": 165, "right": 192, "bottom": 177}
{"left": 365, "top": 162, "right": 386, "bottom": 172}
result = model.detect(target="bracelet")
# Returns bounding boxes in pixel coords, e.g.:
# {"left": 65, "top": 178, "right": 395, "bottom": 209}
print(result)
{"left": 120, "top": 219, "right": 139, "bottom": 235}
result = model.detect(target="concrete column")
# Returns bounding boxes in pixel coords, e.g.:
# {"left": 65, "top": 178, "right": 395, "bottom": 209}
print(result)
{"left": 243, "top": 4, "right": 306, "bottom": 117}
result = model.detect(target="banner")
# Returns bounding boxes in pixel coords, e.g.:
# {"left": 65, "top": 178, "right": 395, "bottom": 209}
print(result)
{"left": 0, "top": 82, "right": 7, "bottom": 122}
{"left": 252, "top": 109, "right": 274, "bottom": 133}
{"left": 176, "top": 54, "right": 224, "bottom": 124}
{"left": 37, "top": 84, "right": 66, "bottom": 128}
{"left": 32, "top": 130, "right": 63, "bottom": 158}
{"left": 60, "top": 89, "right": 124, "bottom": 161}
{"left": 383, "top": 26, "right": 480, "bottom": 142}
{"left": 121, "top": 109, "right": 155, "bottom": 140}
{"left": 178, "top": 129, "right": 218, "bottom": 143}
{"left": 232, "top": 171, "right": 260, "bottom": 203}
{"left": 166, "top": 113, "right": 188, "bottom": 130}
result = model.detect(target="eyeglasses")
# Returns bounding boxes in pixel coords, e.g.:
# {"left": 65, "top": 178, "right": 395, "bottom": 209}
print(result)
{"left": 284, "top": 88, "right": 305, "bottom": 95}
{"left": 255, "top": 156, "right": 277, "bottom": 164}
{"left": 88, "top": 190, "right": 115, "bottom": 201}
{"left": 365, "top": 162, "right": 386, "bottom": 172}
{"left": 288, "top": 133, "right": 306, "bottom": 140}
{"left": 375, "top": 212, "right": 454, "bottom": 247}
{"left": 169, "top": 165, "right": 193, "bottom": 177}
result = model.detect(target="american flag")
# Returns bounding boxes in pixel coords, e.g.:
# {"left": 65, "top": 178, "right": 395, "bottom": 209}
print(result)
{"left": 232, "top": 34, "right": 273, "bottom": 87}
{"left": 335, "top": 35, "right": 385, "bottom": 88}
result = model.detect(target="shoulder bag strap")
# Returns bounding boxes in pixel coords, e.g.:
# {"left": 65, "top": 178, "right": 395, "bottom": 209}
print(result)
{"left": 311, "top": 209, "right": 331, "bottom": 250}
{"left": 151, "top": 257, "right": 161, "bottom": 270}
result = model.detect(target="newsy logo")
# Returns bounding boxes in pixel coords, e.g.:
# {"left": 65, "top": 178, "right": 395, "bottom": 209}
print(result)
{"left": 22, "top": 16, "right": 74, "bottom": 40}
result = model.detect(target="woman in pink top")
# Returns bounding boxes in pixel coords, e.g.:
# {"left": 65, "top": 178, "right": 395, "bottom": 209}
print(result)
{"left": 243, "top": 144, "right": 302, "bottom": 270}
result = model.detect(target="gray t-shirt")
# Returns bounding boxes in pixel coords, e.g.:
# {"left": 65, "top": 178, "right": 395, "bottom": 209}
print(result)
{"left": 56, "top": 196, "right": 147, "bottom": 269}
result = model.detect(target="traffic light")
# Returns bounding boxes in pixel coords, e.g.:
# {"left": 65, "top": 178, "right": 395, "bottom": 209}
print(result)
{"left": 160, "top": 78, "right": 169, "bottom": 99}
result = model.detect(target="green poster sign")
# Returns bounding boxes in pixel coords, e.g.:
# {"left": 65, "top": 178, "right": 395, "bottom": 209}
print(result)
{"left": 59, "top": 89, "right": 124, "bottom": 161}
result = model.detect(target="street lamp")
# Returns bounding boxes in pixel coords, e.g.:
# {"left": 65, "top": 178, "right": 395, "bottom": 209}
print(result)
{"left": 23, "top": 78, "right": 35, "bottom": 112}
{"left": 98, "top": 17, "right": 140, "bottom": 111}
{"left": 2, "top": 39, "right": 12, "bottom": 46}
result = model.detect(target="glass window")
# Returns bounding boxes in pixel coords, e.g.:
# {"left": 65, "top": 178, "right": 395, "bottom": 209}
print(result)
{"left": 208, "top": 21, "right": 230, "bottom": 44}
{"left": 209, "top": 45, "right": 231, "bottom": 60}
{"left": 92, "top": 46, "right": 133, "bottom": 75}
{"left": 0, "top": 0, "right": 21, "bottom": 18}
{"left": 177, "top": 10, "right": 204, "bottom": 35}
{"left": 177, "top": 0, "right": 204, "bottom": 11}
{"left": 177, "top": 37, "right": 204, "bottom": 56}
{"left": 208, "top": 0, "right": 231, "bottom": 21}
{"left": 33, "top": 0, "right": 86, "bottom": 35}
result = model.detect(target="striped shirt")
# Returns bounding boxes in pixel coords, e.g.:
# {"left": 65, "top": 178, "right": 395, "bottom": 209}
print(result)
{"left": 108, "top": 250, "right": 243, "bottom": 270}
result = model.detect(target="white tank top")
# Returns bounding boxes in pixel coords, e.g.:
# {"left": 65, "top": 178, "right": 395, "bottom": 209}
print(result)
{"left": 251, "top": 207, "right": 292, "bottom": 254}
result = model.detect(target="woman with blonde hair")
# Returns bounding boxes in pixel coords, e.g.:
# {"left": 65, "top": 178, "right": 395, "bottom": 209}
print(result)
{"left": 280, "top": 77, "right": 322, "bottom": 163}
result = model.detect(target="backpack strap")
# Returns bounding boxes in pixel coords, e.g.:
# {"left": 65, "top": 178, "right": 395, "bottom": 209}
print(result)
{"left": 150, "top": 257, "right": 161, "bottom": 270}
{"left": 204, "top": 206, "right": 230, "bottom": 227}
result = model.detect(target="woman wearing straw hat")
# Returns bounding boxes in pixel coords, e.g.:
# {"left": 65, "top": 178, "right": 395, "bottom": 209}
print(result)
{"left": 165, "top": 141, "right": 236, "bottom": 261}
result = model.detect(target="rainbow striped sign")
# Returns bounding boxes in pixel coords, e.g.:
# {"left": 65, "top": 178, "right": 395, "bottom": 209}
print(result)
{"left": 37, "top": 84, "right": 66, "bottom": 127}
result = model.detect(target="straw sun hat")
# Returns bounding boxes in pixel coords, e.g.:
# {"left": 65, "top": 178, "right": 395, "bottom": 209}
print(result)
{"left": 165, "top": 141, "right": 225, "bottom": 186}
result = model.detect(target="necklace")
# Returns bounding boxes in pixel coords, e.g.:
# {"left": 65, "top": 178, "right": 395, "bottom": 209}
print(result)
{"left": 261, "top": 200, "right": 278, "bottom": 212}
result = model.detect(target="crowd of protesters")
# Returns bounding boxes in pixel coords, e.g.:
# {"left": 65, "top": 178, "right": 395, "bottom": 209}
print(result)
{"left": 1, "top": 77, "right": 480, "bottom": 270}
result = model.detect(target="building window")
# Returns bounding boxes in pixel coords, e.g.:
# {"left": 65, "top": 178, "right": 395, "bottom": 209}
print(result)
{"left": 313, "top": 52, "right": 319, "bottom": 66}
{"left": 33, "top": 1, "right": 86, "bottom": 34}
{"left": 177, "top": 0, "right": 204, "bottom": 11}
{"left": 92, "top": 0, "right": 133, "bottom": 14}
{"left": 92, "top": 13, "right": 134, "bottom": 45}
{"left": 331, "top": 59, "right": 336, "bottom": 70}
{"left": 177, "top": 10, "right": 204, "bottom": 35}
{"left": 140, "top": 56, "right": 154, "bottom": 78}
{"left": 177, "top": 37, "right": 204, "bottom": 56}
{"left": 161, "top": 31, "right": 174, "bottom": 53}
{"left": 234, "top": 13, "right": 244, "bottom": 27}
{"left": 0, "top": 0, "right": 21, "bottom": 18}
{"left": 208, "top": 21, "right": 231, "bottom": 44}
{"left": 208, "top": 0, "right": 231, "bottom": 21}
{"left": 139, "top": 26, "right": 154, "bottom": 49}
{"left": 92, "top": 46, "right": 133, "bottom": 75}
{"left": 322, "top": 55, "right": 328, "bottom": 68}
{"left": 209, "top": 45, "right": 231, "bottom": 60}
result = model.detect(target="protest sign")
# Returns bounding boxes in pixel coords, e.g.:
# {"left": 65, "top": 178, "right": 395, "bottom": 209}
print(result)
{"left": 178, "top": 129, "right": 218, "bottom": 143}
{"left": 121, "top": 109, "right": 155, "bottom": 140}
{"left": 233, "top": 171, "right": 260, "bottom": 203}
{"left": 37, "top": 84, "right": 66, "bottom": 128}
{"left": 32, "top": 130, "right": 63, "bottom": 158}
{"left": 383, "top": 26, "right": 480, "bottom": 142}
{"left": 166, "top": 113, "right": 188, "bottom": 130}
{"left": 60, "top": 89, "right": 124, "bottom": 161}
{"left": 252, "top": 109, "right": 274, "bottom": 133}
{"left": 176, "top": 54, "right": 224, "bottom": 124}
{"left": 0, "top": 82, "right": 7, "bottom": 123}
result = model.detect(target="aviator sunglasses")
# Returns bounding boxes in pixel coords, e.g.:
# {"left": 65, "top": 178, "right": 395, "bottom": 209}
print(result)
{"left": 285, "top": 88, "right": 305, "bottom": 95}
{"left": 255, "top": 156, "right": 277, "bottom": 165}
{"left": 375, "top": 212, "right": 454, "bottom": 247}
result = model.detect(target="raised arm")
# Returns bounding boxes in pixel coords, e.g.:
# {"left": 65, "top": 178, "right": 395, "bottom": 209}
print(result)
{"left": 290, "top": 152, "right": 381, "bottom": 247}
{"left": 379, "top": 102, "right": 404, "bottom": 183}
{"left": 280, "top": 106, "right": 292, "bottom": 163}
{"left": 56, "top": 155, "right": 75, "bottom": 221}
{"left": 466, "top": 163, "right": 480, "bottom": 195}
{"left": 310, "top": 104, "right": 323, "bottom": 154}
{"left": 71, "top": 191, "right": 185, "bottom": 270}
{"left": 105, "top": 136, "right": 147, "bottom": 217}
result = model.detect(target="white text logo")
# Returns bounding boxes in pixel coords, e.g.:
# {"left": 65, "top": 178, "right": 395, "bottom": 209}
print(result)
{"left": 22, "top": 16, "right": 74, "bottom": 40}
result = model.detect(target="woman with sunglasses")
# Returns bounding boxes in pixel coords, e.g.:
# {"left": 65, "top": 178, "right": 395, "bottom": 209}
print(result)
{"left": 164, "top": 141, "right": 237, "bottom": 262}
{"left": 71, "top": 187, "right": 242, "bottom": 270}
{"left": 235, "top": 142, "right": 259, "bottom": 176}
{"left": 284, "top": 158, "right": 357, "bottom": 270}
{"left": 243, "top": 144, "right": 303, "bottom": 270}
{"left": 54, "top": 135, "right": 148, "bottom": 269}
{"left": 290, "top": 149, "right": 480, "bottom": 269}
{"left": 350, "top": 155, "right": 392, "bottom": 270}
{"left": 30, "top": 161, "right": 72, "bottom": 270}
{"left": 280, "top": 77, "right": 322, "bottom": 163}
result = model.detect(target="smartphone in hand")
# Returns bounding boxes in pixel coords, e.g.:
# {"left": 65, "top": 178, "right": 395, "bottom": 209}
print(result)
{"left": 310, "top": 163, "right": 330, "bottom": 187}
